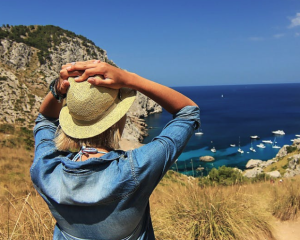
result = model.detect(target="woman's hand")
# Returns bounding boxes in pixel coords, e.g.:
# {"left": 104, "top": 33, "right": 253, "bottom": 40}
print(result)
{"left": 57, "top": 61, "right": 90, "bottom": 94}
{"left": 64, "top": 60, "right": 132, "bottom": 90}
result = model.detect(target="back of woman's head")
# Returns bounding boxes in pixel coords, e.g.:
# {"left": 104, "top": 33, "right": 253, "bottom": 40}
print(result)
{"left": 55, "top": 122, "right": 121, "bottom": 152}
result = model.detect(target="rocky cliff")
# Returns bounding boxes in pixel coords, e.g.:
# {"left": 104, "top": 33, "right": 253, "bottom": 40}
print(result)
{"left": 0, "top": 25, "right": 162, "bottom": 142}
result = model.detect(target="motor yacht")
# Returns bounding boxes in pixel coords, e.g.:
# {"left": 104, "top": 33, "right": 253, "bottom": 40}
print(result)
{"left": 262, "top": 140, "right": 273, "bottom": 144}
{"left": 257, "top": 143, "right": 266, "bottom": 148}
{"left": 272, "top": 130, "right": 285, "bottom": 135}
{"left": 238, "top": 148, "right": 244, "bottom": 154}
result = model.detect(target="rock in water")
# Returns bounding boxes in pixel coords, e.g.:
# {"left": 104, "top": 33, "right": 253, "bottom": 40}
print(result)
{"left": 199, "top": 156, "right": 215, "bottom": 162}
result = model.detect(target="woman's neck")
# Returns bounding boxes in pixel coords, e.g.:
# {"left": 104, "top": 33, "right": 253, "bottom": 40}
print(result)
{"left": 73, "top": 147, "right": 111, "bottom": 162}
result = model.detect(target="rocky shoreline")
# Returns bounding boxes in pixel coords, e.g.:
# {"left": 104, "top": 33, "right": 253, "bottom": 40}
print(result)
{"left": 199, "top": 139, "right": 300, "bottom": 179}
{"left": 243, "top": 139, "right": 300, "bottom": 179}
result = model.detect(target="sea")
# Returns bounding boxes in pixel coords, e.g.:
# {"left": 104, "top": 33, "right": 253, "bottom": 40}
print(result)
{"left": 143, "top": 83, "right": 300, "bottom": 177}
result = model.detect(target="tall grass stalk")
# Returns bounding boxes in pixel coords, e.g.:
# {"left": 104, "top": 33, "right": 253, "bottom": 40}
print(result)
{"left": 151, "top": 173, "right": 275, "bottom": 240}
{"left": 0, "top": 186, "right": 54, "bottom": 240}
{"left": 272, "top": 179, "right": 300, "bottom": 221}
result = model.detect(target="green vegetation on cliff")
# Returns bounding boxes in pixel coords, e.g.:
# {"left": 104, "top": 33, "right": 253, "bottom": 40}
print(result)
{"left": 0, "top": 24, "right": 116, "bottom": 65}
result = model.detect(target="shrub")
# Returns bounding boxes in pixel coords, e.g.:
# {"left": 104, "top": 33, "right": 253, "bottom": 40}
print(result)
{"left": 0, "top": 124, "right": 15, "bottom": 134}
{"left": 287, "top": 146, "right": 297, "bottom": 153}
{"left": 207, "top": 166, "right": 246, "bottom": 186}
{"left": 251, "top": 173, "right": 271, "bottom": 183}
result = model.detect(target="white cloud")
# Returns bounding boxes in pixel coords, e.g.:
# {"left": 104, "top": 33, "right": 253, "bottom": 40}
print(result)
{"left": 288, "top": 13, "right": 300, "bottom": 28}
{"left": 249, "top": 37, "right": 264, "bottom": 41}
{"left": 296, "top": 32, "right": 300, "bottom": 37}
{"left": 273, "top": 33, "right": 285, "bottom": 39}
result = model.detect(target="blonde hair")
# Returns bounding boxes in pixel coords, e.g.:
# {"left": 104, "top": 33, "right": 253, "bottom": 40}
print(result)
{"left": 54, "top": 123, "right": 121, "bottom": 152}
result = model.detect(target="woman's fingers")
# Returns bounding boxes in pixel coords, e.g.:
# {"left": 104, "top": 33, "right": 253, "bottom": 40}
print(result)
{"left": 88, "top": 77, "right": 113, "bottom": 87}
{"left": 87, "top": 77, "right": 121, "bottom": 90}
{"left": 62, "top": 60, "right": 101, "bottom": 71}
{"left": 59, "top": 80, "right": 70, "bottom": 94}
{"left": 74, "top": 67, "right": 105, "bottom": 82}
{"left": 59, "top": 69, "right": 84, "bottom": 79}
{"left": 61, "top": 59, "right": 99, "bottom": 69}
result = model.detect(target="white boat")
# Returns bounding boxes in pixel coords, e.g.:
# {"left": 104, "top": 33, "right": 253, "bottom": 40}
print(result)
{"left": 195, "top": 129, "right": 204, "bottom": 135}
{"left": 250, "top": 135, "right": 260, "bottom": 139}
{"left": 272, "top": 130, "right": 285, "bottom": 135}
{"left": 272, "top": 144, "right": 281, "bottom": 149}
{"left": 238, "top": 148, "right": 244, "bottom": 154}
{"left": 250, "top": 141, "right": 256, "bottom": 152}
{"left": 262, "top": 140, "right": 273, "bottom": 144}
{"left": 272, "top": 137, "right": 281, "bottom": 149}
{"left": 237, "top": 137, "right": 244, "bottom": 153}
{"left": 250, "top": 147, "right": 256, "bottom": 152}
{"left": 195, "top": 119, "right": 203, "bottom": 135}
{"left": 230, "top": 144, "right": 236, "bottom": 147}
{"left": 211, "top": 147, "right": 216, "bottom": 153}
{"left": 257, "top": 143, "right": 266, "bottom": 148}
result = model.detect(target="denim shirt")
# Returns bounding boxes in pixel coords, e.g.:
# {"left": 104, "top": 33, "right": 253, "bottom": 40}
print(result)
{"left": 31, "top": 106, "right": 200, "bottom": 240}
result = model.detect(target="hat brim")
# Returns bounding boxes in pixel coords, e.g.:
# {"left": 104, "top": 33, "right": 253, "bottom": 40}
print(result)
{"left": 59, "top": 87, "right": 136, "bottom": 139}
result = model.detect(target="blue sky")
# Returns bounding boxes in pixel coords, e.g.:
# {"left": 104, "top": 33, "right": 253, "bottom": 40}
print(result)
{"left": 1, "top": 0, "right": 300, "bottom": 86}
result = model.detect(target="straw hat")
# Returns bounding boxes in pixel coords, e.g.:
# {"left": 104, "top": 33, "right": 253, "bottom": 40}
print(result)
{"left": 59, "top": 76, "right": 136, "bottom": 139}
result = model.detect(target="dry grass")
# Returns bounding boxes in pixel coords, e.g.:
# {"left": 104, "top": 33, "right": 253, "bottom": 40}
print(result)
{"left": 1, "top": 140, "right": 300, "bottom": 239}
{"left": 0, "top": 144, "right": 54, "bottom": 239}
{"left": 271, "top": 177, "right": 300, "bottom": 221}
{"left": 0, "top": 187, "right": 55, "bottom": 240}
{"left": 151, "top": 172, "right": 276, "bottom": 240}
{"left": 0, "top": 147, "right": 34, "bottom": 198}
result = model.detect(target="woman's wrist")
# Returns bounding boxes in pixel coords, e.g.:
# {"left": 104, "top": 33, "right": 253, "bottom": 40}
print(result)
{"left": 49, "top": 78, "right": 66, "bottom": 102}
{"left": 124, "top": 72, "right": 140, "bottom": 90}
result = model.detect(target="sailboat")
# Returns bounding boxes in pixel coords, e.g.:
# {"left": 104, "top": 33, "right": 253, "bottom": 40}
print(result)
{"left": 272, "top": 137, "right": 281, "bottom": 149}
{"left": 237, "top": 137, "right": 244, "bottom": 154}
{"left": 211, "top": 147, "right": 216, "bottom": 153}
{"left": 250, "top": 141, "right": 256, "bottom": 152}
{"left": 195, "top": 128, "right": 204, "bottom": 135}
{"left": 210, "top": 141, "right": 216, "bottom": 153}
{"left": 195, "top": 118, "right": 203, "bottom": 135}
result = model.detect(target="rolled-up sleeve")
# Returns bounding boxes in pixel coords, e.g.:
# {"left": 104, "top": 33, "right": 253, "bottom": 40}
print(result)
{"left": 132, "top": 106, "right": 200, "bottom": 189}
{"left": 31, "top": 114, "right": 59, "bottom": 169}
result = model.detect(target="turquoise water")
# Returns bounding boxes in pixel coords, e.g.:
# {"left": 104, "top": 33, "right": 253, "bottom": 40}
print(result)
{"left": 143, "top": 83, "right": 300, "bottom": 176}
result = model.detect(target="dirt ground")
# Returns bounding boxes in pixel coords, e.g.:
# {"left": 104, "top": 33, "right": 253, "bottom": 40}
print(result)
{"left": 273, "top": 217, "right": 300, "bottom": 240}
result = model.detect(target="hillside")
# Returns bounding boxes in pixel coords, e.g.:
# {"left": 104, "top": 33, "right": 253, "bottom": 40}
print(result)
{"left": 0, "top": 24, "right": 162, "bottom": 142}
{"left": 1, "top": 128, "right": 300, "bottom": 239}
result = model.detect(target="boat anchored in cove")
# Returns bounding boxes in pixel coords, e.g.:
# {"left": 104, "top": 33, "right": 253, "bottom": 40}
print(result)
{"left": 250, "top": 141, "right": 256, "bottom": 152}
{"left": 195, "top": 129, "right": 204, "bottom": 135}
{"left": 272, "top": 130, "right": 285, "bottom": 135}
{"left": 257, "top": 143, "right": 266, "bottom": 149}
{"left": 272, "top": 138, "right": 281, "bottom": 149}
{"left": 237, "top": 137, "right": 244, "bottom": 154}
